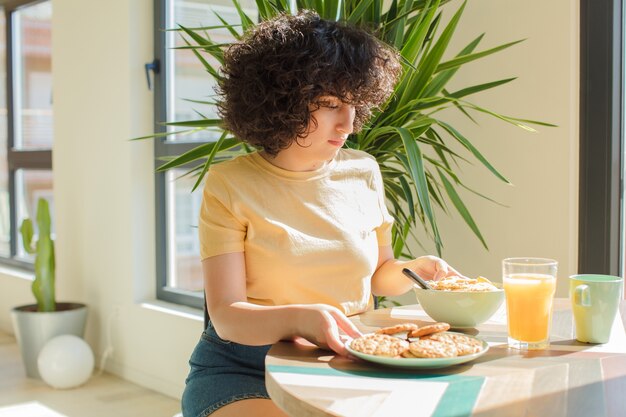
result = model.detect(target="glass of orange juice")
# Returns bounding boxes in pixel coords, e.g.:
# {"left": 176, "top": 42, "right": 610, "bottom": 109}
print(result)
{"left": 503, "top": 258, "right": 558, "bottom": 350}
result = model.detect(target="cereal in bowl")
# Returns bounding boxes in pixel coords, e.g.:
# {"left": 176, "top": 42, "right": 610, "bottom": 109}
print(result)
{"left": 430, "top": 275, "right": 498, "bottom": 292}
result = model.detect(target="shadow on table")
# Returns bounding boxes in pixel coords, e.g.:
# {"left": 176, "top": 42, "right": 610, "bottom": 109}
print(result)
{"left": 326, "top": 354, "right": 480, "bottom": 378}
{"left": 469, "top": 375, "right": 624, "bottom": 417}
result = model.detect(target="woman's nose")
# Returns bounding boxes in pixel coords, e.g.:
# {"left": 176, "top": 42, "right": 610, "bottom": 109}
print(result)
{"left": 337, "top": 105, "right": 355, "bottom": 134}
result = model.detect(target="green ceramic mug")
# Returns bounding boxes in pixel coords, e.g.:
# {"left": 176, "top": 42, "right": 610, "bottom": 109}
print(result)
{"left": 569, "top": 274, "right": 624, "bottom": 343}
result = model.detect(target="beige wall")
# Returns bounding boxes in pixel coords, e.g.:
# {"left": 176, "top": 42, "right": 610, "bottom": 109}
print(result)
{"left": 437, "top": 0, "right": 579, "bottom": 298}
{"left": 0, "top": 0, "right": 578, "bottom": 400}
{"left": 394, "top": 0, "right": 579, "bottom": 305}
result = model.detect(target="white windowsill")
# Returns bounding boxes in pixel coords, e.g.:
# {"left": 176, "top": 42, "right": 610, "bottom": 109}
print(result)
{"left": 140, "top": 299, "right": 204, "bottom": 322}
{"left": 0, "top": 264, "right": 34, "bottom": 281}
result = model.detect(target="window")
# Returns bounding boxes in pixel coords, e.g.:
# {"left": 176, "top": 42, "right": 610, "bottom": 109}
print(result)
{"left": 154, "top": 0, "right": 257, "bottom": 307}
{"left": 579, "top": 0, "right": 622, "bottom": 276}
{"left": 0, "top": 0, "right": 53, "bottom": 268}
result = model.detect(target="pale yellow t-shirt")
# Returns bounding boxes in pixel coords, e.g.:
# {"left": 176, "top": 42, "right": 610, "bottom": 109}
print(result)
{"left": 198, "top": 148, "right": 394, "bottom": 316}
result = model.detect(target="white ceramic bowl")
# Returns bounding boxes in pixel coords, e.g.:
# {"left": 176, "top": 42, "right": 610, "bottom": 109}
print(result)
{"left": 413, "top": 285, "right": 504, "bottom": 328}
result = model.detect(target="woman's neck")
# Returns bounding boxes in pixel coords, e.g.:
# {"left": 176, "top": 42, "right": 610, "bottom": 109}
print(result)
{"left": 259, "top": 151, "right": 329, "bottom": 172}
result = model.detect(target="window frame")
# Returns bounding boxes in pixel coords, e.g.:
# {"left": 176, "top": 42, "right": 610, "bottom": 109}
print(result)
{"left": 153, "top": 0, "right": 206, "bottom": 308}
{"left": 578, "top": 0, "right": 623, "bottom": 276}
{"left": 0, "top": 0, "right": 52, "bottom": 270}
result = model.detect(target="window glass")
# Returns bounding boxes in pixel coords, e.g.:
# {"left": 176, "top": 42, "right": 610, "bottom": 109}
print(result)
{"left": 0, "top": 9, "right": 9, "bottom": 257}
{"left": 15, "top": 168, "right": 53, "bottom": 260}
{"left": 165, "top": 169, "right": 203, "bottom": 293}
{"left": 158, "top": 0, "right": 257, "bottom": 304}
{"left": 13, "top": 1, "right": 52, "bottom": 150}
{"left": 0, "top": 0, "right": 52, "bottom": 267}
{"left": 166, "top": 0, "right": 257, "bottom": 142}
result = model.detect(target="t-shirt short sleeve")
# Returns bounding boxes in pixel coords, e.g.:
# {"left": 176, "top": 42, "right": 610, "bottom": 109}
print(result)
{"left": 198, "top": 170, "right": 246, "bottom": 260}
{"left": 371, "top": 162, "right": 394, "bottom": 247}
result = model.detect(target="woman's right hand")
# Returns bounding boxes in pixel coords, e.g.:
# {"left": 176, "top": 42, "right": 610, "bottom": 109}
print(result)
{"left": 294, "top": 304, "right": 363, "bottom": 356}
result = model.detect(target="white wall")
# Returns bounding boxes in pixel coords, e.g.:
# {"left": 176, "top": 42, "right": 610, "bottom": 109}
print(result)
{"left": 0, "top": 0, "right": 201, "bottom": 400}
{"left": 0, "top": 0, "right": 578, "bottom": 400}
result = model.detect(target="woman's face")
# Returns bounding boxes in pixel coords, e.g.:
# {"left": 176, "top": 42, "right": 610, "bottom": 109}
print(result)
{"left": 283, "top": 95, "right": 355, "bottom": 169}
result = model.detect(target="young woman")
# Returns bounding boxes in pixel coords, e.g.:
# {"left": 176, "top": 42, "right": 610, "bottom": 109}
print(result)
{"left": 182, "top": 11, "right": 465, "bottom": 417}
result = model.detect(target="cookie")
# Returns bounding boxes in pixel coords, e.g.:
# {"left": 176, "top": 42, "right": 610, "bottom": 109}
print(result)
{"left": 423, "top": 332, "right": 483, "bottom": 356}
{"left": 408, "top": 322, "right": 451, "bottom": 338}
{"left": 350, "top": 334, "right": 409, "bottom": 357}
{"left": 375, "top": 323, "right": 419, "bottom": 335}
{"left": 408, "top": 339, "right": 458, "bottom": 358}
{"left": 401, "top": 349, "right": 419, "bottom": 358}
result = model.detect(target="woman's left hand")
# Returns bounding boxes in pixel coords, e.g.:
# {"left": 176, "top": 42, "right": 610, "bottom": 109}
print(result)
{"left": 408, "top": 255, "right": 464, "bottom": 281}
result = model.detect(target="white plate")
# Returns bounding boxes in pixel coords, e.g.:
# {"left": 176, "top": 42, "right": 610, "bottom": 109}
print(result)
{"left": 345, "top": 332, "right": 489, "bottom": 369}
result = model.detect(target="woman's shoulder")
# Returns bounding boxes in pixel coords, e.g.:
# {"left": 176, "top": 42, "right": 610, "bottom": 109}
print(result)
{"left": 207, "top": 153, "right": 256, "bottom": 176}
{"left": 202, "top": 153, "right": 258, "bottom": 192}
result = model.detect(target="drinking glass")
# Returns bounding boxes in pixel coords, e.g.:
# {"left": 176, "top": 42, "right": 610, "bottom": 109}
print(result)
{"left": 503, "top": 258, "right": 558, "bottom": 350}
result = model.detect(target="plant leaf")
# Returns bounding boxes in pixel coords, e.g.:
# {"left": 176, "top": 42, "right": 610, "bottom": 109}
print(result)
{"left": 162, "top": 119, "right": 223, "bottom": 128}
{"left": 347, "top": 0, "right": 375, "bottom": 23}
{"left": 191, "top": 131, "right": 230, "bottom": 191}
{"left": 436, "top": 120, "right": 510, "bottom": 183}
{"left": 436, "top": 39, "right": 525, "bottom": 73}
{"left": 156, "top": 138, "right": 240, "bottom": 172}
{"left": 396, "top": 126, "right": 441, "bottom": 252}
{"left": 438, "top": 168, "right": 488, "bottom": 249}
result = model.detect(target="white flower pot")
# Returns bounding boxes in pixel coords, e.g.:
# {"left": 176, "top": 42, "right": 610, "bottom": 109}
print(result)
{"left": 10, "top": 302, "right": 88, "bottom": 379}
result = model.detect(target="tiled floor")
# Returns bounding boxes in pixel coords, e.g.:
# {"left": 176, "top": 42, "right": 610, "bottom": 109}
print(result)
{"left": 0, "top": 331, "right": 182, "bottom": 417}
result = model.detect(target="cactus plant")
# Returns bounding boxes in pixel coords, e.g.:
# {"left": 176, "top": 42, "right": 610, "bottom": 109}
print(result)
{"left": 20, "top": 198, "right": 56, "bottom": 312}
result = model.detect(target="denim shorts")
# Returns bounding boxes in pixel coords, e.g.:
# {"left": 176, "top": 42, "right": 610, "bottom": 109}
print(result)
{"left": 181, "top": 321, "right": 273, "bottom": 417}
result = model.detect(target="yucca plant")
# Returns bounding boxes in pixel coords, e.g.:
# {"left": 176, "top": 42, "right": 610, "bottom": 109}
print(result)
{"left": 145, "top": 0, "right": 551, "bottom": 259}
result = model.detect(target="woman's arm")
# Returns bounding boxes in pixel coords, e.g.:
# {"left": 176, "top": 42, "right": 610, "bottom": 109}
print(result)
{"left": 370, "top": 245, "right": 464, "bottom": 297}
{"left": 203, "top": 252, "right": 361, "bottom": 355}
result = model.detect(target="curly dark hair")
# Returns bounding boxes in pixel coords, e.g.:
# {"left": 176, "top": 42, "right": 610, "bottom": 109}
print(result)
{"left": 217, "top": 11, "right": 402, "bottom": 156}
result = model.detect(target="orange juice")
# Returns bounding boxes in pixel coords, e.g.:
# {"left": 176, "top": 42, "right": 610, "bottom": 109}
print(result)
{"left": 503, "top": 273, "right": 556, "bottom": 343}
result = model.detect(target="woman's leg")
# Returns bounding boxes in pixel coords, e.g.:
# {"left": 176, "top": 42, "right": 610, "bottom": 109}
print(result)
{"left": 182, "top": 323, "right": 276, "bottom": 417}
{"left": 210, "top": 399, "right": 288, "bottom": 417}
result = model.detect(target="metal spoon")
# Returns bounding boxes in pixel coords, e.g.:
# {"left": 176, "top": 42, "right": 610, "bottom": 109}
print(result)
{"left": 402, "top": 268, "right": 432, "bottom": 290}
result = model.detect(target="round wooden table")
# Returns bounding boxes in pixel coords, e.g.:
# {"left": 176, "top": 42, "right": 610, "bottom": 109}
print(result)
{"left": 266, "top": 299, "right": 626, "bottom": 417}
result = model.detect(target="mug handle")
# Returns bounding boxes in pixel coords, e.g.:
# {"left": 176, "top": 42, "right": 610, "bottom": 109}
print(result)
{"left": 574, "top": 284, "right": 591, "bottom": 307}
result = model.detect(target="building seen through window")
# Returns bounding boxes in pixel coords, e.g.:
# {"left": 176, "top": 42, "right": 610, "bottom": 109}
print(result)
{"left": 156, "top": 0, "right": 257, "bottom": 305}
{"left": 0, "top": 0, "right": 53, "bottom": 266}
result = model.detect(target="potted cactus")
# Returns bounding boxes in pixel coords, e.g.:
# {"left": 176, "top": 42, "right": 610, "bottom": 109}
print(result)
{"left": 10, "top": 198, "right": 87, "bottom": 379}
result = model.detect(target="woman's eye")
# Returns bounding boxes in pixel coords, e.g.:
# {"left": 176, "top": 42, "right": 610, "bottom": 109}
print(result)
{"left": 318, "top": 101, "right": 339, "bottom": 109}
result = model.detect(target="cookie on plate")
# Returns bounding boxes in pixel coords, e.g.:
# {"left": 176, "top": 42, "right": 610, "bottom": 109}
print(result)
{"left": 374, "top": 323, "right": 419, "bottom": 335}
{"left": 400, "top": 349, "right": 419, "bottom": 358}
{"left": 408, "top": 322, "right": 451, "bottom": 338}
{"left": 350, "top": 334, "right": 409, "bottom": 357}
{"left": 422, "top": 332, "right": 483, "bottom": 356}
{"left": 408, "top": 339, "right": 458, "bottom": 358}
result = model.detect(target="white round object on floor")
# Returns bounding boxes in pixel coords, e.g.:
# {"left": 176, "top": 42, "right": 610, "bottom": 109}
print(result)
{"left": 37, "top": 334, "right": 94, "bottom": 389}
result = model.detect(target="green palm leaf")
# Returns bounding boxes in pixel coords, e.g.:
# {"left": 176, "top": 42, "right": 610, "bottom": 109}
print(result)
{"left": 438, "top": 168, "right": 488, "bottom": 249}
{"left": 396, "top": 126, "right": 442, "bottom": 252}
{"left": 139, "top": 0, "right": 552, "bottom": 261}
{"left": 436, "top": 39, "right": 525, "bottom": 73}
{"left": 436, "top": 120, "right": 510, "bottom": 183}
{"left": 156, "top": 138, "right": 240, "bottom": 172}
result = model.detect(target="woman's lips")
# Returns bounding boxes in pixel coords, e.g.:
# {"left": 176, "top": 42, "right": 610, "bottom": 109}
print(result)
{"left": 328, "top": 139, "right": 345, "bottom": 147}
